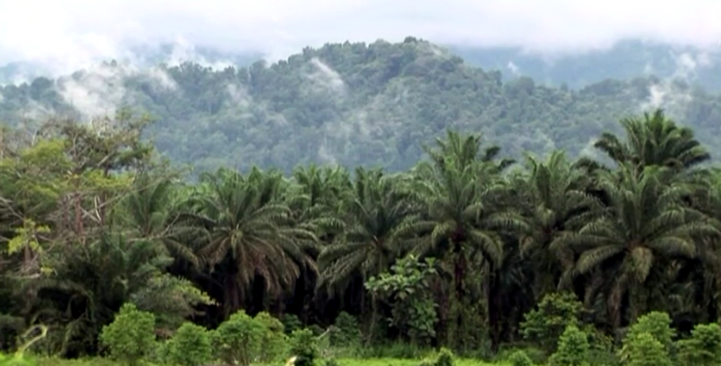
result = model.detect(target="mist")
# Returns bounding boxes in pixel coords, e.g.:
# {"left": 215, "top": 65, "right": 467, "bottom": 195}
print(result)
{"left": 1, "top": 0, "right": 720, "bottom": 78}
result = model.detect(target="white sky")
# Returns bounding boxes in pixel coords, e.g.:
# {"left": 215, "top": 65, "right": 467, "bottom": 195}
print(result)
{"left": 1, "top": 0, "right": 720, "bottom": 73}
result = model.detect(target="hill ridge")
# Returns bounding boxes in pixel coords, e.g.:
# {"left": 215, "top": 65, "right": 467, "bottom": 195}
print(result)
{"left": 0, "top": 38, "right": 720, "bottom": 173}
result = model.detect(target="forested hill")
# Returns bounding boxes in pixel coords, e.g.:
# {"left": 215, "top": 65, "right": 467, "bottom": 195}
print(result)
{"left": 2, "top": 37, "right": 721, "bottom": 173}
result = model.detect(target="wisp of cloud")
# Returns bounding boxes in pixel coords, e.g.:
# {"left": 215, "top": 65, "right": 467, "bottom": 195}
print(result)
{"left": 1, "top": 0, "right": 721, "bottom": 77}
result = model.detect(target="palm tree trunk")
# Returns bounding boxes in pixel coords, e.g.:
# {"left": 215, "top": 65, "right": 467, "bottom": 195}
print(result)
{"left": 488, "top": 270, "right": 502, "bottom": 353}
{"left": 367, "top": 293, "right": 378, "bottom": 346}
{"left": 223, "top": 266, "right": 243, "bottom": 318}
{"left": 454, "top": 249, "right": 467, "bottom": 300}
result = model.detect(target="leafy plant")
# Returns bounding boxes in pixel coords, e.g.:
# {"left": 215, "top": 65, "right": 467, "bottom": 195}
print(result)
{"left": 508, "top": 350, "right": 534, "bottom": 366}
{"left": 677, "top": 322, "right": 721, "bottom": 366}
{"left": 212, "top": 310, "right": 264, "bottom": 366}
{"left": 329, "top": 312, "right": 361, "bottom": 349}
{"left": 281, "top": 314, "right": 304, "bottom": 335}
{"left": 548, "top": 324, "right": 589, "bottom": 366}
{"left": 289, "top": 329, "right": 319, "bottom": 366}
{"left": 520, "top": 292, "right": 583, "bottom": 352}
{"left": 366, "top": 255, "right": 439, "bottom": 344}
{"left": 167, "top": 322, "right": 212, "bottom": 366}
{"left": 99, "top": 303, "right": 156, "bottom": 365}
{"left": 435, "top": 347, "right": 454, "bottom": 366}
{"left": 622, "top": 332, "right": 672, "bottom": 366}
{"left": 620, "top": 311, "right": 675, "bottom": 361}
{"left": 254, "top": 312, "right": 289, "bottom": 363}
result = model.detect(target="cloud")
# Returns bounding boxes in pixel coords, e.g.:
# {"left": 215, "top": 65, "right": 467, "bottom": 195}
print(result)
{"left": 305, "top": 58, "right": 347, "bottom": 96}
{"left": 1, "top": 0, "right": 721, "bottom": 76}
{"left": 506, "top": 61, "right": 521, "bottom": 76}
{"left": 56, "top": 62, "right": 176, "bottom": 120}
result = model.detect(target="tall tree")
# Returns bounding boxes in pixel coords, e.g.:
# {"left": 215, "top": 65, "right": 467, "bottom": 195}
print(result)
{"left": 556, "top": 164, "right": 719, "bottom": 329}
{"left": 184, "top": 168, "right": 318, "bottom": 316}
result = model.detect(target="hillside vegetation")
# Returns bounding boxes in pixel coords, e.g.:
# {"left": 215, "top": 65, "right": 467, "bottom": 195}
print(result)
{"left": 0, "top": 105, "right": 721, "bottom": 366}
{"left": 2, "top": 38, "right": 721, "bottom": 173}
{"left": 2, "top": 39, "right": 721, "bottom": 366}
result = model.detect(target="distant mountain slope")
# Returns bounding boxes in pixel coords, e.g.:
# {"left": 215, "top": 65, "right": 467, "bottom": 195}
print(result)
{"left": 5, "top": 39, "right": 720, "bottom": 91}
{"left": 1, "top": 38, "right": 721, "bottom": 174}
{"left": 452, "top": 39, "right": 721, "bottom": 91}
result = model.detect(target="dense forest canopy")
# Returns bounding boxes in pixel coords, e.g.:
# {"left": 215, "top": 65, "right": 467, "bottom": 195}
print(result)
{"left": 3, "top": 37, "right": 721, "bottom": 366}
{"left": 2, "top": 38, "right": 721, "bottom": 175}
{"left": 453, "top": 39, "right": 721, "bottom": 91}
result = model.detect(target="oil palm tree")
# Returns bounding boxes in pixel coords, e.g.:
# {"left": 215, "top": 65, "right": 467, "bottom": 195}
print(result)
{"left": 519, "top": 151, "right": 602, "bottom": 298}
{"left": 316, "top": 167, "right": 419, "bottom": 295}
{"left": 555, "top": 164, "right": 719, "bottom": 329}
{"left": 119, "top": 174, "right": 199, "bottom": 266}
{"left": 577, "top": 108, "right": 710, "bottom": 175}
{"left": 403, "top": 131, "right": 527, "bottom": 350}
{"left": 184, "top": 168, "right": 318, "bottom": 316}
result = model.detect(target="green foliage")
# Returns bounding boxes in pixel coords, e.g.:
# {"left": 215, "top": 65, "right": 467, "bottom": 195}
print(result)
{"left": 330, "top": 312, "right": 361, "bottom": 349}
{"left": 621, "top": 311, "right": 675, "bottom": 360}
{"left": 520, "top": 292, "right": 583, "bottom": 351}
{"left": 166, "top": 322, "right": 212, "bottom": 366}
{"left": 508, "top": 350, "right": 535, "bottom": 366}
{"left": 366, "top": 255, "right": 439, "bottom": 344}
{"left": 444, "top": 298, "right": 488, "bottom": 354}
{"left": 435, "top": 347, "right": 454, "bottom": 366}
{"left": 212, "top": 310, "right": 264, "bottom": 366}
{"left": 98, "top": 303, "right": 156, "bottom": 366}
{"left": 7, "top": 40, "right": 721, "bottom": 175}
{"left": 356, "top": 341, "right": 426, "bottom": 359}
{"left": 548, "top": 325, "right": 589, "bottom": 366}
{"left": 622, "top": 332, "right": 673, "bottom": 366}
{"left": 289, "top": 329, "right": 319, "bottom": 366}
{"left": 282, "top": 314, "right": 304, "bottom": 335}
{"left": 130, "top": 274, "right": 215, "bottom": 330}
{"left": 416, "top": 348, "right": 455, "bottom": 366}
{"left": 496, "top": 347, "right": 546, "bottom": 365}
{"left": 677, "top": 322, "right": 721, "bottom": 366}
{"left": 0, "top": 352, "right": 36, "bottom": 366}
{"left": 254, "top": 312, "right": 289, "bottom": 363}
{"left": 4, "top": 53, "right": 721, "bottom": 364}
{"left": 323, "top": 358, "right": 341, "bottom": 366}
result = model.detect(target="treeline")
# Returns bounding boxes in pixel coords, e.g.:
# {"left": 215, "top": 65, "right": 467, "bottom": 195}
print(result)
{"left": 1, "top": 107, "right": 721, "bottom": 361}
{"left": 3, "top": 38, "right": 721, "bottom": 174}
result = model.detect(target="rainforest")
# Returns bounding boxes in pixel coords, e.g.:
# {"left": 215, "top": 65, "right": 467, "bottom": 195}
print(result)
{"left": 1, "top": 39, "right": 721, "bottom": 366}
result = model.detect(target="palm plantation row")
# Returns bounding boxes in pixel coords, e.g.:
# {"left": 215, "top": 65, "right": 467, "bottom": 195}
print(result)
{"left": 0, "top": 108, "right": 719, "bottom": 357}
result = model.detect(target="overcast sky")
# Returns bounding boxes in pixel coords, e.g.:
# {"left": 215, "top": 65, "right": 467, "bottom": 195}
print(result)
{"left": 1, "top": 0, "right": 720, "bottom": 73}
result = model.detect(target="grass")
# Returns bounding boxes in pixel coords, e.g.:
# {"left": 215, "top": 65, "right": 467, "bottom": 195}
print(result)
{"left": 336, "top": 358, "right": 507, "bottom": 366}
{"left": 28, "top": 358, "right": 508, "bottom": 366}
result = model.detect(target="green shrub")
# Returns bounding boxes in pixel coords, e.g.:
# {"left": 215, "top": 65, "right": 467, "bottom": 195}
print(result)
{"left": 167, "top": 322, "right": 212, "bottom": 366}
{"left": 254, "top": 312, "right": 289, "bottom": 363}
{"left": 624, "top": 312, "right": 675, "bottom": 356}
{"left": 520, "top": 292, "right": 583, "bottom": 352}
{"left": 290, "top": 329, "right": 319, "bottom": 366}
{"left": 496, "top": 346, "right": 546, "bottom": 365}
{"left": 281, "top": 314, "right": 303, "bottom": 335}
{"left": 435, "top": 347, "right": 454, "bottom": 366}
{"left": 330, "top": 312, "right": 361, "bottom": 348}
{"left": 148, "top": 340, "right": 170, "bottom": 365}
{"left": 99, "top": 303, "right": 156, "bottom": 366}
{"left": 212, "top": 310, "right": 264, "bottom": 366}
{"left": 508, "top": 350, "right": 534, "bottom": 366}
{"left": 548, "top": 324, "right": 589, "bottom": 366}
{"left": 309, "top": 324, "right": 325, "bottom": 336}
{"left": 677, "top": 322, "right": 721, "bottom": 366}
{"left": 622, "top": 332, "right": 672, "bottom": 366}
